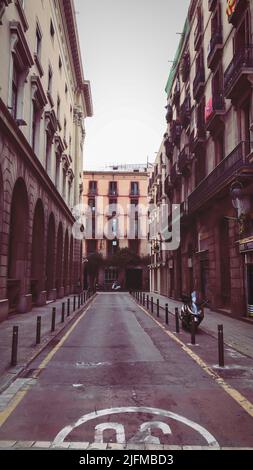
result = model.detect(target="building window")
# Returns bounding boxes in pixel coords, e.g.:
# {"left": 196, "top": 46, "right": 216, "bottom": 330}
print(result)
{"left": 9, "top": 22, "right": 34, "bottom": 121}
{"left": 31, "top": 100, "right": 40, "bottom": 152}
{"left": 11, "top": 60, "right": 19, "bottom": 119}
{"left": 57, "top": 95, "right": 61, "bottom": 126}
{"left": 68, "top": 180, "right": 72, "bottom": 205}
{"left": 35, "top": 24, "right": 42, "bottom": 59}
{"left": 50, "top": 19, "right": 55, "bottom": 38}
{"left": 104, "top": 268, "right": 118, "bottom": 283}
{"left": 45, "top": 133, "right": 52, "bottom": 174}
{"left": 47, "top": 65, "right": 52, "bottom": 94}
{"left": 55, "top": 154, "right": 60, "bottom": 190}
{"left": 130, "top": 181, "right": 139, "bottom": 196}
{"left": 88, "top": 180, "right": 97, "bottom": 195}
{"left": 64, "top": 118, "right": 67, "bottom": 140}
{"left": 62, "top": 168, "right": 67, "bottom": 200}
{"left": 109, "top": 181, "right": 117, "bottom": 196}
{"left": 87, "top": 240, "right": 97, "bottom": 255}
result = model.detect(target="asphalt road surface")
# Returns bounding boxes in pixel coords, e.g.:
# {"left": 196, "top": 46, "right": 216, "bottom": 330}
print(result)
{"left": 0, "top": 293, "right": 252, "bottom": 448}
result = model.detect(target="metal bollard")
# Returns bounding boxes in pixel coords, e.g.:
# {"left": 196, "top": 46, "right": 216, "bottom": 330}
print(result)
{"left": 175, "top": 307, "right": 180, "bottom": 333}
{"left": 165, "top": 303, "right": 169, "bottom": 325}
{"left": 78, "top": 295, "right": 80, "bottom": 308}
{"left": 73, "top": 296, "right": 76, "bottom": 311}
{"left": 61, "top": 303, "right": 65, "bottom": 323}
{"left": 147, "top": 295, "right": 149, "bottom": 310}
{"left": 191, "top": 319, "right": 196, "bottom": 345}
{"left": 36, "top": 316, "right": 41, "bottom": 344}
{"left": 218, "top": 324, "right": 224, "bottom": 367}
{"left": 156, "top": 299, "right": 159, "bottom": 318}
{"left": 151, "top": 296, "right": 154, "bottom": 314}
{"left": 11, "top": 326, "right": 19, "bottom": 367}
{"left": 84, "top": 292, "right": 86, "bottom": 303}
{"left": 67, "top": 298, "right": 70, "bottom": 316}
{"left": 51, "top": 307, "right": 56, "bottom": 332}
{"left": 143, "top": 294, "right": 145, "bottom": 307}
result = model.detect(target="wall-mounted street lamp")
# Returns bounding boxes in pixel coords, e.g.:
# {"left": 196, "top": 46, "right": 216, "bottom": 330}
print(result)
{"left": 230, "top": 181, "right": 251, "bottom": 236}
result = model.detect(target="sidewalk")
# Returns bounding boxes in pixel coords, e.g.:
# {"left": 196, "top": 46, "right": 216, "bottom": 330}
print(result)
{"left": 0, "top": 292, "right": 95, "bottom": 393}
{"left": 143, "top": 292, "right": 253, "bottom": 359}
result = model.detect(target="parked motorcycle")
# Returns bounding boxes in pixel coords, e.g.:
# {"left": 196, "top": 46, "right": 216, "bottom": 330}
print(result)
{"left": 180, "top": 292, "right": 208, "bottom": 330}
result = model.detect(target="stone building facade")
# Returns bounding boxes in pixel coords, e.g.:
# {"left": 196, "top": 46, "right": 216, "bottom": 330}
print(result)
{"left": 82, "top": 166, "right": 149, "bottom": 291}
{"left": 149, "top": 0, "right": 253, "bottom": 318}
{"left": 0, "top": 0, "right": 92, "bottom": 321}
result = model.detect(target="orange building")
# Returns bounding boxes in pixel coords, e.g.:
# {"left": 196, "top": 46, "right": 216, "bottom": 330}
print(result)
{"left": 82, "top": 165, "right": 149, "bottom": 290}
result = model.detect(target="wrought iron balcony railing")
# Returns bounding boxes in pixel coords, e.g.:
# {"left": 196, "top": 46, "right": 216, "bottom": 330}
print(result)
{"left": 178, "top": 147, "right": 192, "bottom": 174}
{"left": 207, "top": 30, "right": 223, "bottom": 70}
{"left": 188, "top": 141, "right": 252, "bottom": 213}
{"left": 180, "top": 95, "right": 191, "bottom": 129}
{"left": 224, "top": 45, "right": 253, "bottom": 99}
{"left": 193, "top": 68, "right": 205, "bottom": 101}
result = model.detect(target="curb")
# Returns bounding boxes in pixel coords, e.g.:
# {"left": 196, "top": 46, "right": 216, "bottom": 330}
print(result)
{"left": 0, "top": 294, "right": 97, "bottom": 395}
{"left": 0, "top": 440, "right": 252, "bottom": 450}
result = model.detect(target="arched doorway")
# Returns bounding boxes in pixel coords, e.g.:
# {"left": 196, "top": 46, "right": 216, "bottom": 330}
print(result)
{"left": 8, "top": 178, "right": 29, "bottom": 311}
{"left": 46, "top": 213, "right": 56, "bottom": 297}
{"left": 31, "top": 199, "right": 45, "bottom": 304}
{"left": 56, "top": 222, "right": 63, "bottom": 296}
{"left": 69, "top": 235, "right": 74, "bottom": 292}
{"left": 63, "top": 229, "right": 69, "bottom": 293}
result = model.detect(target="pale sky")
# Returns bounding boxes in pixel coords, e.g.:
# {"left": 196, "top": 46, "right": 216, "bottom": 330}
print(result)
{"left": 75, "top": 0, "right": 190, "bottom": 170}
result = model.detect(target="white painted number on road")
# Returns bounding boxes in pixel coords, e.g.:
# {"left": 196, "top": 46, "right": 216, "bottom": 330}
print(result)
{"left": 53, "top": 406, "right": 219, "bottom": 447}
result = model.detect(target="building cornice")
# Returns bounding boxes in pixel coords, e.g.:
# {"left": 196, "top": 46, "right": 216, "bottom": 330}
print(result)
{"left": 0, "top": 98, "right": 75, "bottom": 224}
{"left": 60, "top": 0, "right": 93, "bottom": 117}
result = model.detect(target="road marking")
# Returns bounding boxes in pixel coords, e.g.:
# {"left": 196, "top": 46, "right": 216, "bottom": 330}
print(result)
{"left": 137, "top": 302, "right": 253, "bottom": 419}
{"left": 137, "top": 421, "right": 172, "bottom": 445}
{"left": 53, "top": 406, "right": 219, "bottom": 447}
{"left": 95, "top": 423, "right": 125, "bottom": 444}
{"left": 0, "top": 302, "right": 94, "bottom": 429}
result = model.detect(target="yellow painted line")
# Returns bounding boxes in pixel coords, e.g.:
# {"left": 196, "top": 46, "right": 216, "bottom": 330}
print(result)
{"left": 0, "top": 300, "right": 95, "bottom": 428}
{"left": 137, "top": 302, "right": 253, "bottom": 419}
{"left": 0, "top": 390, "right": 27, "bottom": 427}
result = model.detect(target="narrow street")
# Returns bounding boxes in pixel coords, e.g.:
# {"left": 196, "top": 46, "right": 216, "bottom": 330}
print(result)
{"left": 0, "top": 293, "right": 252, "bottom": 449}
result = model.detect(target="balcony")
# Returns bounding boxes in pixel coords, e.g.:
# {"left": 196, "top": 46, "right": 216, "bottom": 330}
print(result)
{"left": 178, "top": 147, "right": 192, "bottom": 175}
{"left": 181, "top": 52, "right": 190, "bottom": 83}
{"left": 193, "top": 68, "right": 205, "bottom": 101}
{"left": 227, "top": 0, "right": 248, "bottom": 27}
{"left": 172, "top": 82, "right": 180, "bottom": 106}
{"left": 188, "top": 141, "right": 253, "bottom": 213}
{"left": 171, "top": 120, "right": 182, "bottom": 147}
{"left": 170, "top": 163, "right": 181, "bottom": 187}
{"left": 108, "top": 189, "right": 118, "bottom": 197}
{"left": 130, "top": 191, "right": 140, "bottom": 197}
{"left": 208, "top": 0, "right": 217, "bottom": 11}
{"left": 164, "top": 175, "right": 174, "bottom": 198}
{"left": 224, "top": 46, "right": 253, "bottom": 102}
{"left": 207, "top": 30, "right": 223, "bottom": 71}
{"left": 191, "top": 112, "right": 206, "bottom": 152}
{"left": 194, "top": 15, "right": 203, "bottom": 51}
{"left": 156, "top": 183, "right": 162, "bottom": 205}
{"left": 180, "top": 95, "right": 191, "bottom": 129}
{"left": 165, "top": 104, "right": 173, "bottom": 123}
{"left": 88, "top": 187, "right": 97, "bottom": 196}
{"left": 205, "top": 92, "right": 225, "bottom": 134}
{"left": 164, "top": 136, "right": 174, "bottom": 160}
